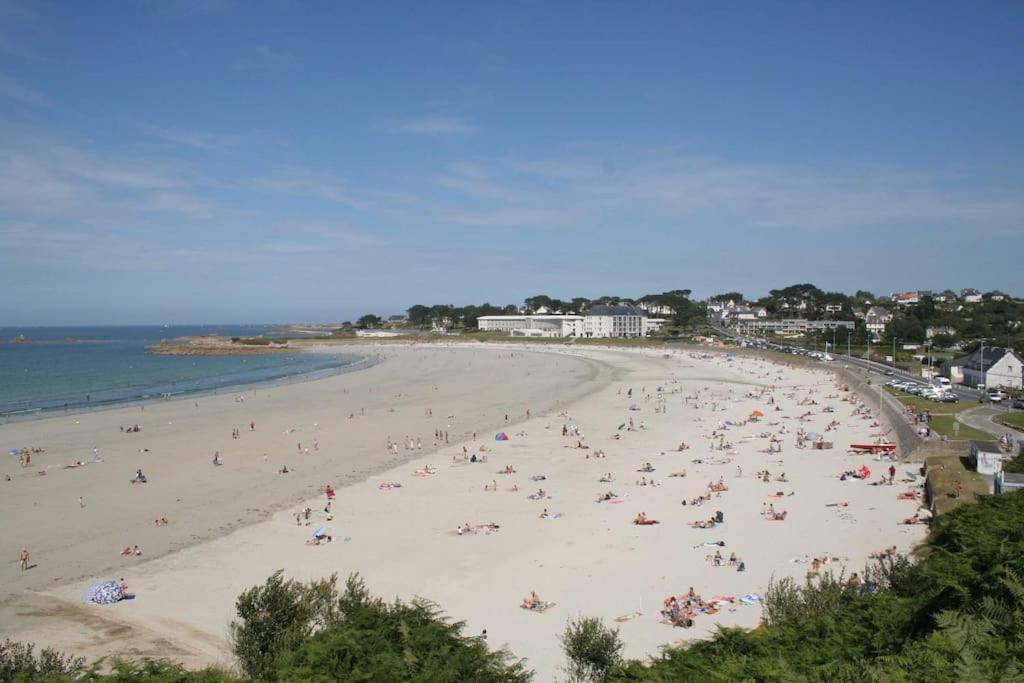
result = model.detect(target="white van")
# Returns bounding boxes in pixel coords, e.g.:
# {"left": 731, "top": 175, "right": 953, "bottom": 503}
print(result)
{"left": 932, "top": 377, "right": 952, "bottom": 391}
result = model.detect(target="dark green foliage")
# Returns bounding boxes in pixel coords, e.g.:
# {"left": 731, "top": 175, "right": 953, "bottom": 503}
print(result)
{"left": 230, "top": 570, "right": 341, "bottom": 680}
{"left": 609, "top": 491, "right": 1024, "bottom": 681}
{"left": 0, "top": 639, "right": 84, "bottom": 681}
{"left": 275, "top": 574, "right": 530, "bottom": 682}
{"left": 560, "top": 616, "right": 624, "bottom": 682}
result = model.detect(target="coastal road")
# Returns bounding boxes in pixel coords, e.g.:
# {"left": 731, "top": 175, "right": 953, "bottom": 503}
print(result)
{"left": 957, "top": 405, "right": 1016, "bottom": 440}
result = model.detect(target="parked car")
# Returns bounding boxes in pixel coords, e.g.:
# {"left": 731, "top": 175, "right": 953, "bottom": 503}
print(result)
{"left": 884, "top": 370, "right": 895, "bottom": 376}
{"left": 988, "top": 390, "right": 1005, "bottom": 403}
{"left": 1012, "top": 398, "right": 1024, "bottom": 410}
{"left": 938, "top": 392, "right": 960, "bottom": 403}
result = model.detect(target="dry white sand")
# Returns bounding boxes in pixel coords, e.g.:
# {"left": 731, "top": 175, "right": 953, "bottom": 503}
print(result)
{"left": 0, "top": 344, "right": 926, "bottom": 679}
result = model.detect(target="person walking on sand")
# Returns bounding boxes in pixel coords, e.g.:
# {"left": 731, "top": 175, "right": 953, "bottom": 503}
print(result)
{"left": 19, "top": 548, "right": 29, "bottom": 571}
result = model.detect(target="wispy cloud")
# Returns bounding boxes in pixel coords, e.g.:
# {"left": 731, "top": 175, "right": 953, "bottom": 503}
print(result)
{"left": 245, "top": 169, "right": 367, "bottom": 208}
{"left": 143, "top": 124, "right": 242, "bottom": 151}
{"left": 0, "top": 74, "right": 46, "bottom": 106}
{"left": 393, "top": 117, "right": 477, "bottom": 136}
{"left": 232, "top": 45, "right": 297, "bottom": 71}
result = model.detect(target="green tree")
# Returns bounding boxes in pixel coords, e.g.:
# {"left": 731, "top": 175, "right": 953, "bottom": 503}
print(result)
{"left": 230, "top": 570, "right": 341, "bottom": 680}
{"left": 356, "top": 314, "right": 382, "bottom": 329}
{"left": 560, "top": 616, "right": 624, "bottom": 682}
{"left": 276, "top": 575, "right": 530, "bottom": 682}
{"left": 406, "top": 305, "right": 431, "bottom": 327}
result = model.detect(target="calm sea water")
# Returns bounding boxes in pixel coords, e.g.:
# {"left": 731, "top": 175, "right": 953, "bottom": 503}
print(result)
{"left": 0, "top": 326, "right": 361, "bottom": 418}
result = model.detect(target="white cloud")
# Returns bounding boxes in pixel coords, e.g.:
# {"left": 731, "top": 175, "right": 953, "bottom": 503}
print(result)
{"left": 394, "top": 117, "right": 477, "bottom": 136}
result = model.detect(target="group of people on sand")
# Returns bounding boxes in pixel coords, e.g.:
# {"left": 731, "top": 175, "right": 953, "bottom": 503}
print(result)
{"left": 119, "top": 545, "right": 142, "bottom": 557}
{"left": 661, "top": 587, "right": 716, "bottom": 628}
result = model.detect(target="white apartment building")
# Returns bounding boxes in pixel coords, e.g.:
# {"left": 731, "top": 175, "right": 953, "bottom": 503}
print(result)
{"left": 477, "top": 315, "right": 584, "bottom": 337}
{"left": 733, "top": 318, "right": 855, "bottom": 337}
{"left": 583, "top": 304, "right": 663, "bottom": 338}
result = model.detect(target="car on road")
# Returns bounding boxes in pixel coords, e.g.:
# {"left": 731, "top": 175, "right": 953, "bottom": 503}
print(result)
{"left": 988, "top": 389, "right": 1006, "bottom": 403}
{"left": 1013, "top": 399, "right": 1024, "bottom": 410}
{"left": 938, "top": 392, "right": 959, "bottom": 403}
{"left": 884, "top": 370, "right": 895, "bottom": 376}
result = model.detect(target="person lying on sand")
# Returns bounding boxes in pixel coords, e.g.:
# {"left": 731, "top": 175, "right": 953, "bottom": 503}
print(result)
{"left": 668, "top": 471, "right": 687, "bottom": 478}
{"left": 675, "top": 442, "right": 690, "bottom": 451}
{"left": 521, "top": 591, "right": 541, "bottom": 609}
{"left": 154, "top": 517, "right": 169, "bottom": 526}
{"left": 633, "top": 512, "right": 660, "bottom": 525}
{"left": 599, "top": 473, "right": 613, "bottom": 483}
{"left": 597, "top": 491, "right": 618, "bottom": 502}
{"left": 638, "top": 462, "right": 655, "bottom": 472}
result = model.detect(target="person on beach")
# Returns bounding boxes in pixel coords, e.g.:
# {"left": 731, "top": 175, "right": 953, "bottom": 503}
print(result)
{"left": 20, "top": 548, "right": 29, "bottom": 571}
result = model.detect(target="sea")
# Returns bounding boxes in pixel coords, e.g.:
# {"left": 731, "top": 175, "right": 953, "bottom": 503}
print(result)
{"left": 0, "top": 326, "right": 362, "bottom": 420}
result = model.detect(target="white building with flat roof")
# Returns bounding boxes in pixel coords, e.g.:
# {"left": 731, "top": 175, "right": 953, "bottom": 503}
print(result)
{"left": 477, "top": 315, "right": 583, "bottom": 338}
{"left": 478, "top": 306, "right": 664, "bottom": 338}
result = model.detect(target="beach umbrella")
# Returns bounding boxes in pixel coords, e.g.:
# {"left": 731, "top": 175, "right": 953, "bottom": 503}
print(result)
{"left": 495, "top": 432, "right": 509, "bottom": 441}
{"left": 82, "top": 580, "right": 122, "bottom": 605}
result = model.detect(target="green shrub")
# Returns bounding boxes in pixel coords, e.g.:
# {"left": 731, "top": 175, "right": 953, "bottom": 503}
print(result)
{"left": 560, "top": 616, "right": 623, "bottom": 682}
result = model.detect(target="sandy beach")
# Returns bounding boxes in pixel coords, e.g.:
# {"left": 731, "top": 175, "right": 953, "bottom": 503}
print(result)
{"left": 0, "top": 344, "right": 926, "bottom": 679}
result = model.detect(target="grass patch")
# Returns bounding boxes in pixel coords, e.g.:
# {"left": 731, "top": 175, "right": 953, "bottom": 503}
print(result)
{"left": 923, "top": 449, "right": 987, "bottom": 514}
{"left": 927, "top": 414, "right": 994, "bottom": 441}
{"left": 994, "top": 411, "right": 1024, "bottom": 432}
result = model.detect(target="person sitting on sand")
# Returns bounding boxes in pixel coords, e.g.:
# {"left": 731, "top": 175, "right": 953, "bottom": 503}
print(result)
{"left": 212, "top": 452, "right": 221, "bottom": 466}
{"left": 599, "top": 473, "right": 613, "bottom": 483}
{"left": 457, "top": 523, "right": 473, "bottom": 536}
{"left": 279, "top": 465, "right": 290, "bottom": 474}
{"left": 776, "top": 472, "right": 788, "bottom": 482}
{"left": 521, "top": 591, "right": 541, "bottom": 610}
{"left": 676, "top": 442, "right": 690, "bottom": 451}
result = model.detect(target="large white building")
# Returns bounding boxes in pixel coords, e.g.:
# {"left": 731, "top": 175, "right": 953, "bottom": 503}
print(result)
{"left": 477, "top": 315, "right": 584, "bottom": 337}
{"left": 477, "top": 305, "right": 664, "bottom": 338}
{"left": 583, "top": 304, "right": 664, "bottom": 338}
{"left": 733, "top": 318, "right": 855, "bottom": 337}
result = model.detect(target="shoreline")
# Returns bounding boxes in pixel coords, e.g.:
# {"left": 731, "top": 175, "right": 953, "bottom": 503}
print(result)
{"left": 0, "top": 344, "right": 614, "bottom": 600}
{"left": 0, "top": 352, "right": 372, "bottom": 425}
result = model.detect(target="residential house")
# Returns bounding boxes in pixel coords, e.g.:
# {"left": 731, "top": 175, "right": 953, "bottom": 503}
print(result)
{"left": 894, "top": 291, "right": 920, "bottom": 306}
{"left": 960, "top": 288, "right": 983, "bottom": 303}
{"left": 824, "top": 303, "right": 844, "bottom": 314}
{"left": 864, "top": 306, "right": 893, "bottom": 339}
{"left": 950, "top": 346, "right": 1024, "bottom": 389}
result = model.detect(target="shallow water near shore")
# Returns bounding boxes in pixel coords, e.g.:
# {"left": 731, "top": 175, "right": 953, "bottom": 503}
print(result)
{"left": 0, "top": 325, "right": 358, "bottom": 418}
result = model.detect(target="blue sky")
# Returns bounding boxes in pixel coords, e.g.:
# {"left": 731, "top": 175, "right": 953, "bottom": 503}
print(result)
{"left": 1, "top": 0, "right": 1022, "bottom": 324}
